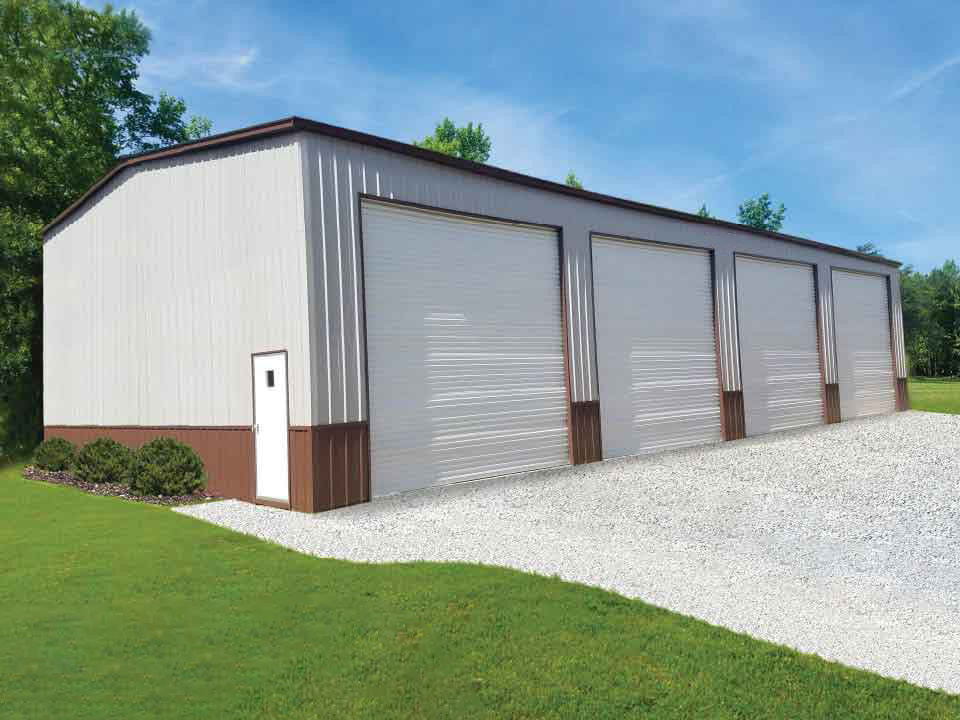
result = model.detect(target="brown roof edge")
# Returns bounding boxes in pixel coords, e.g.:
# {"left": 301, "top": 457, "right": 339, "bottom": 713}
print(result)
{"left": 42, "top": 115, "right": 902, "bottom": 269}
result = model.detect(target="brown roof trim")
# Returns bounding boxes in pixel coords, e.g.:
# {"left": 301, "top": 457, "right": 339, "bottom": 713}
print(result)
{"left": 42, "top": 115, "right": 902, "bottom": 268}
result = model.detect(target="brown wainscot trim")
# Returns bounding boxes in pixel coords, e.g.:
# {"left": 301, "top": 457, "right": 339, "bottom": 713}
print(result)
{"left": 721, "top": 391, "right": 746, "bottom": 441}
{"left": 824, "top": 383, "right": 842, "bottom": 424}
{"left": 895, "top": 378, "right": 910, "bottom": 412}
{"left": 569, "top": 401, "right": 602, "bottom": 464}
{"left": 288, "top": 422, "right": 370, "bottom": 512}
{"left": 43, "top": 425, "right": 254, "bottom": 500}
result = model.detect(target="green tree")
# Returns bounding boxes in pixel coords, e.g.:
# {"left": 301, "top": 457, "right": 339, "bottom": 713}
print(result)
{"left": 696, "top": 204, "right": 712, "bottom": 219}
{"left": 737, "top": 193, "right": 786, "bottom": 232}
{"left": 414, "top": 118, "right": 492, "bottom": 163}
{"left": 856, "top": 242, "right": 881, "bottom": 256}
{"left": 0, "top": 0, "right": 212, "bottom": 457}
{"left": 564, "top": 172, "right": 583, "bottom": 189}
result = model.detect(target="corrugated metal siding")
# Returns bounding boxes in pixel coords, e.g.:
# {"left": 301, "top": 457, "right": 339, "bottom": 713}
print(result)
{"left": 818, "top": 265, "right": 839, "bottom": 384}
{"left": 44, "top": 137, "right": 310, "bottom": 426}
{"left": 299, "top": 130, "right": 903, "bottom": 421}
{"left": 832, "top": 270, "right": 897, "bottom": 418}
{"left": 361, "top": 200, "right": 569, "bottom": 495}
{"left": 735, "top": 257, "right": 823, "bottom": 435}
{"left": 300, "top": 134, "right": 598, "bottom": 423}
{"left": 714, "top": 255, "right": 743, "bottom": 391}
{"left": 592, "top": 237, "right": 722, "bottom": 457}
{"left": 891, "top": 295, "right": 908, "bottom": 378}
{"left": 42, "top": 127, "right": 906, "bottom": 442}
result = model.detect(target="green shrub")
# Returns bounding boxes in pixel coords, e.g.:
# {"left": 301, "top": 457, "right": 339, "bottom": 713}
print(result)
{"left": 33, "top": 437, "right": 77, "bottom": 471}
{"left": 128, "top": 437, "right": 206, "bottom": 496}
{"left": 73, "top": 438, "right": 134, "bottom": 484}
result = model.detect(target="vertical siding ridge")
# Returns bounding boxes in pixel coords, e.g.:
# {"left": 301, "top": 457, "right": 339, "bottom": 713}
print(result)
{"left": 565, "top": 254, "right": 579, "bottom": 400}
{"left": 297, "top": 136, "right": 316, "bottom": 426}
{"left": 333, "top": 154, "right": 348, "bottom": 421}
{"left": 574, "top": 254, "right": 586, "bottom": 401}
{"left": 580, "top": 253, "right": 593, "bottom": 401}
{"left": 348, "top": 160, "right": 363, "bottom": 421}
{"left": 317, "top": 152, "right": 333, "bottom": 423}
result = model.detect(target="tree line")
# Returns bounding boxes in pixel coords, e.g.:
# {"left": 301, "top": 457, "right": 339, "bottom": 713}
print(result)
{"left": 900, "top": 261, "right": 960, "bottom": 377}
{"left": 1, "top": 1, "right": 212, "bottom": 457}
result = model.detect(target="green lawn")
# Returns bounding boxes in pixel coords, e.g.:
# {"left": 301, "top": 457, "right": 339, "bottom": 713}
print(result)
{"left": 2, "top": 463, "right": 957, "bottom": 719}
{"left": 909, "top": 377, "right": 960, "bottom": 415}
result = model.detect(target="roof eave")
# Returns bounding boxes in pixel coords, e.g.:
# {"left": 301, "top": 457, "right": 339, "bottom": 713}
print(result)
{"left": 41, "top": 115, "right": 903, "bottom": 269}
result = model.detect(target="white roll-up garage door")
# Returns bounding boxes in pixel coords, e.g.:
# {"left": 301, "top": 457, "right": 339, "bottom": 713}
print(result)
{"left": 361, "top": 200, "right": 570, "bottom": 496}
{"left": 735, "top": 256, "right": 823, "bottom": 436}
{"left": 832, "top": 270, "right": 896, "bottom": 419}
{"left": 592, "top": 236, "right": 722, "bottom": 458}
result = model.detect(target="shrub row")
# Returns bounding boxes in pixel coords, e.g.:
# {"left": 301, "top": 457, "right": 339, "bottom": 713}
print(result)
{"left": 33, "top": 436, "right": 206, "bottom": 496}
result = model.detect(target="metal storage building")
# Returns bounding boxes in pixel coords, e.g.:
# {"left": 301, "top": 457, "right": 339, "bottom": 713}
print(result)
{"left": 42, "top": 116, "right": 909, "bottom": 512}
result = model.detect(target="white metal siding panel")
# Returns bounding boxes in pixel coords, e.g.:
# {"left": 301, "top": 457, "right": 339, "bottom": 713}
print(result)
{"left": 818, "top": 266, "right": 839, "bottom": 384}
{"left": 299, "top": 132, "right": 897, "bottom": 418}
{"left": 714, "top": 256, "right": 743, "bottom": 391}
{"left": 301, "top": 134, "right": 598, "bottom": 423}
{"left": 361, "top": 201, "right": 569, "bottom": 496}
{"left": 832, "top": 270, "right": 896, "bottom": 418}
{"left": 891, "top": 293, "right": 908, "bottom": 378}
{"left": 43, "top": 137, "right": 310, "bottom": 426}
{"left": 592, "top": 237, "right": 722, "bottom": 457}
{"left": 735, "top": 257, "right": 823, "bottom": 436}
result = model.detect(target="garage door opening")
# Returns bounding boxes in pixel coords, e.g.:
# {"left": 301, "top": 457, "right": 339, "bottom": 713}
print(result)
{"left": 735, "top": 256, "right": 824, "bottom": 436}
{"left": 592, "top": 236, "right": 723, "bottom": 458}
{"left": 361, "top": 200, "right": 570, "bottom": 496}
{"left": 832, "top": 269, "right": 896, "bottom": 419}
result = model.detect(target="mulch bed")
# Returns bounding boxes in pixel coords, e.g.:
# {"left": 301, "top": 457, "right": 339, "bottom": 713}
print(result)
{"left": 23, "top": 466, "right": 220, "bottom": 506}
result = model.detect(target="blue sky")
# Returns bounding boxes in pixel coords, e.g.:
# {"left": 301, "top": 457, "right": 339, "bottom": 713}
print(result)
{"left": 116, "top": 0, "right": 959, "bottom": 270}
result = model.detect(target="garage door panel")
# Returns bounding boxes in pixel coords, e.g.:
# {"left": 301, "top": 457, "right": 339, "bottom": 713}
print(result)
{"left": 832, "top": 270, "right": 895, "bottom": 419}
{"left": 735, "top": 257, "right": 823, "bottom": 436}
{"left": 593, "top": 238, "right": 723, "bottom": 459}
{"left": 362, "top": 201, "right": 570, "bottom": 496}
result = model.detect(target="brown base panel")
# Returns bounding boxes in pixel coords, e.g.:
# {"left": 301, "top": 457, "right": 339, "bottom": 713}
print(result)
{"left": 44, "top": 425, "right": 255, "bottom": 500}
{"left": 721, "top": 390, "right": 746, "bottom": 441}
{"left": 45, "top": 422, "right": 372, "bottom": 512}
{"left": 289, "top": 422, "right": 370, "bottom": 512}
{"left": 824, "top": 383, "right": 841, "bottom": 423}
{"left": 895, "top": 378, "right": 910, "bottom": 411}
{"left": 569, "top": 400, "right": 602, "bottom": 464}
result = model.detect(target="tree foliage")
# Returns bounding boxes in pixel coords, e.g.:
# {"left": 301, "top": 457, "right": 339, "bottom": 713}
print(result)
{"left": 0, "top": 0, "right": 211, "bottom": 458}
{"left": 564, "top": 172, "right": 583, "bottom": 189}
{"left": 902, "top": 260, "right": 960, "bottom": 377}
{"left": 696, "top": 204, "right": 712, "bottom": 219}
{"left": 856, "top": 242, "right": 881, "bottom": 256}
{"left": 414, "top": 118, "right": 492, "bottom": 163}
{"left": 737, "top": 193, "right": 786, "bottom": 232}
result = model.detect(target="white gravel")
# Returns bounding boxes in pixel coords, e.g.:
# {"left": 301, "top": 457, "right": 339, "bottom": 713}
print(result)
{"left": 176, "top": 411, "right": 960, "bottom": 694}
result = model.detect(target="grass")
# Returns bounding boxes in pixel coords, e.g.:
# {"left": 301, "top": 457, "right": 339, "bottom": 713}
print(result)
{"left": 909, "top": 377, "right": 960, "bottom": 415}
{"left": 2, "top": 463, "right": 957, "bottom": 719}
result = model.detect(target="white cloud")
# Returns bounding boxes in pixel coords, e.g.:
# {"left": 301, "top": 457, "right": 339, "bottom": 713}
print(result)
{"left": 140, "top": 47, "right": 271, "bottom": 92}
{"left": 887, "top": 53, "right": 960, "bottom": 104}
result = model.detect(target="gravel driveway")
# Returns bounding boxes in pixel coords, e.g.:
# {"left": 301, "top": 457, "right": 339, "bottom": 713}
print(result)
{"left": 177, "top": 411, "right": 960, "bottom": 694}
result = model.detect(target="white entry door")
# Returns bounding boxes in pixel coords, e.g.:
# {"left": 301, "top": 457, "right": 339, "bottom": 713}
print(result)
{"left": 592, "top": 236, "right": 723, "bottom": 458}
{"left": 253, "top": 351, "right": 289, "bottom": 503}
{"left": 361, "top": 200, "right": 570, "bottom": 496}
{"left": 735, "top": 256, "right": 823, "bottom": 436}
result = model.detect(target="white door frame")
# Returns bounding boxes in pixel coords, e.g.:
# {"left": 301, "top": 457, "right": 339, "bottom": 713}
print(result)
{"left": 251, "top": 349, "right": 291, "bottom": 507}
